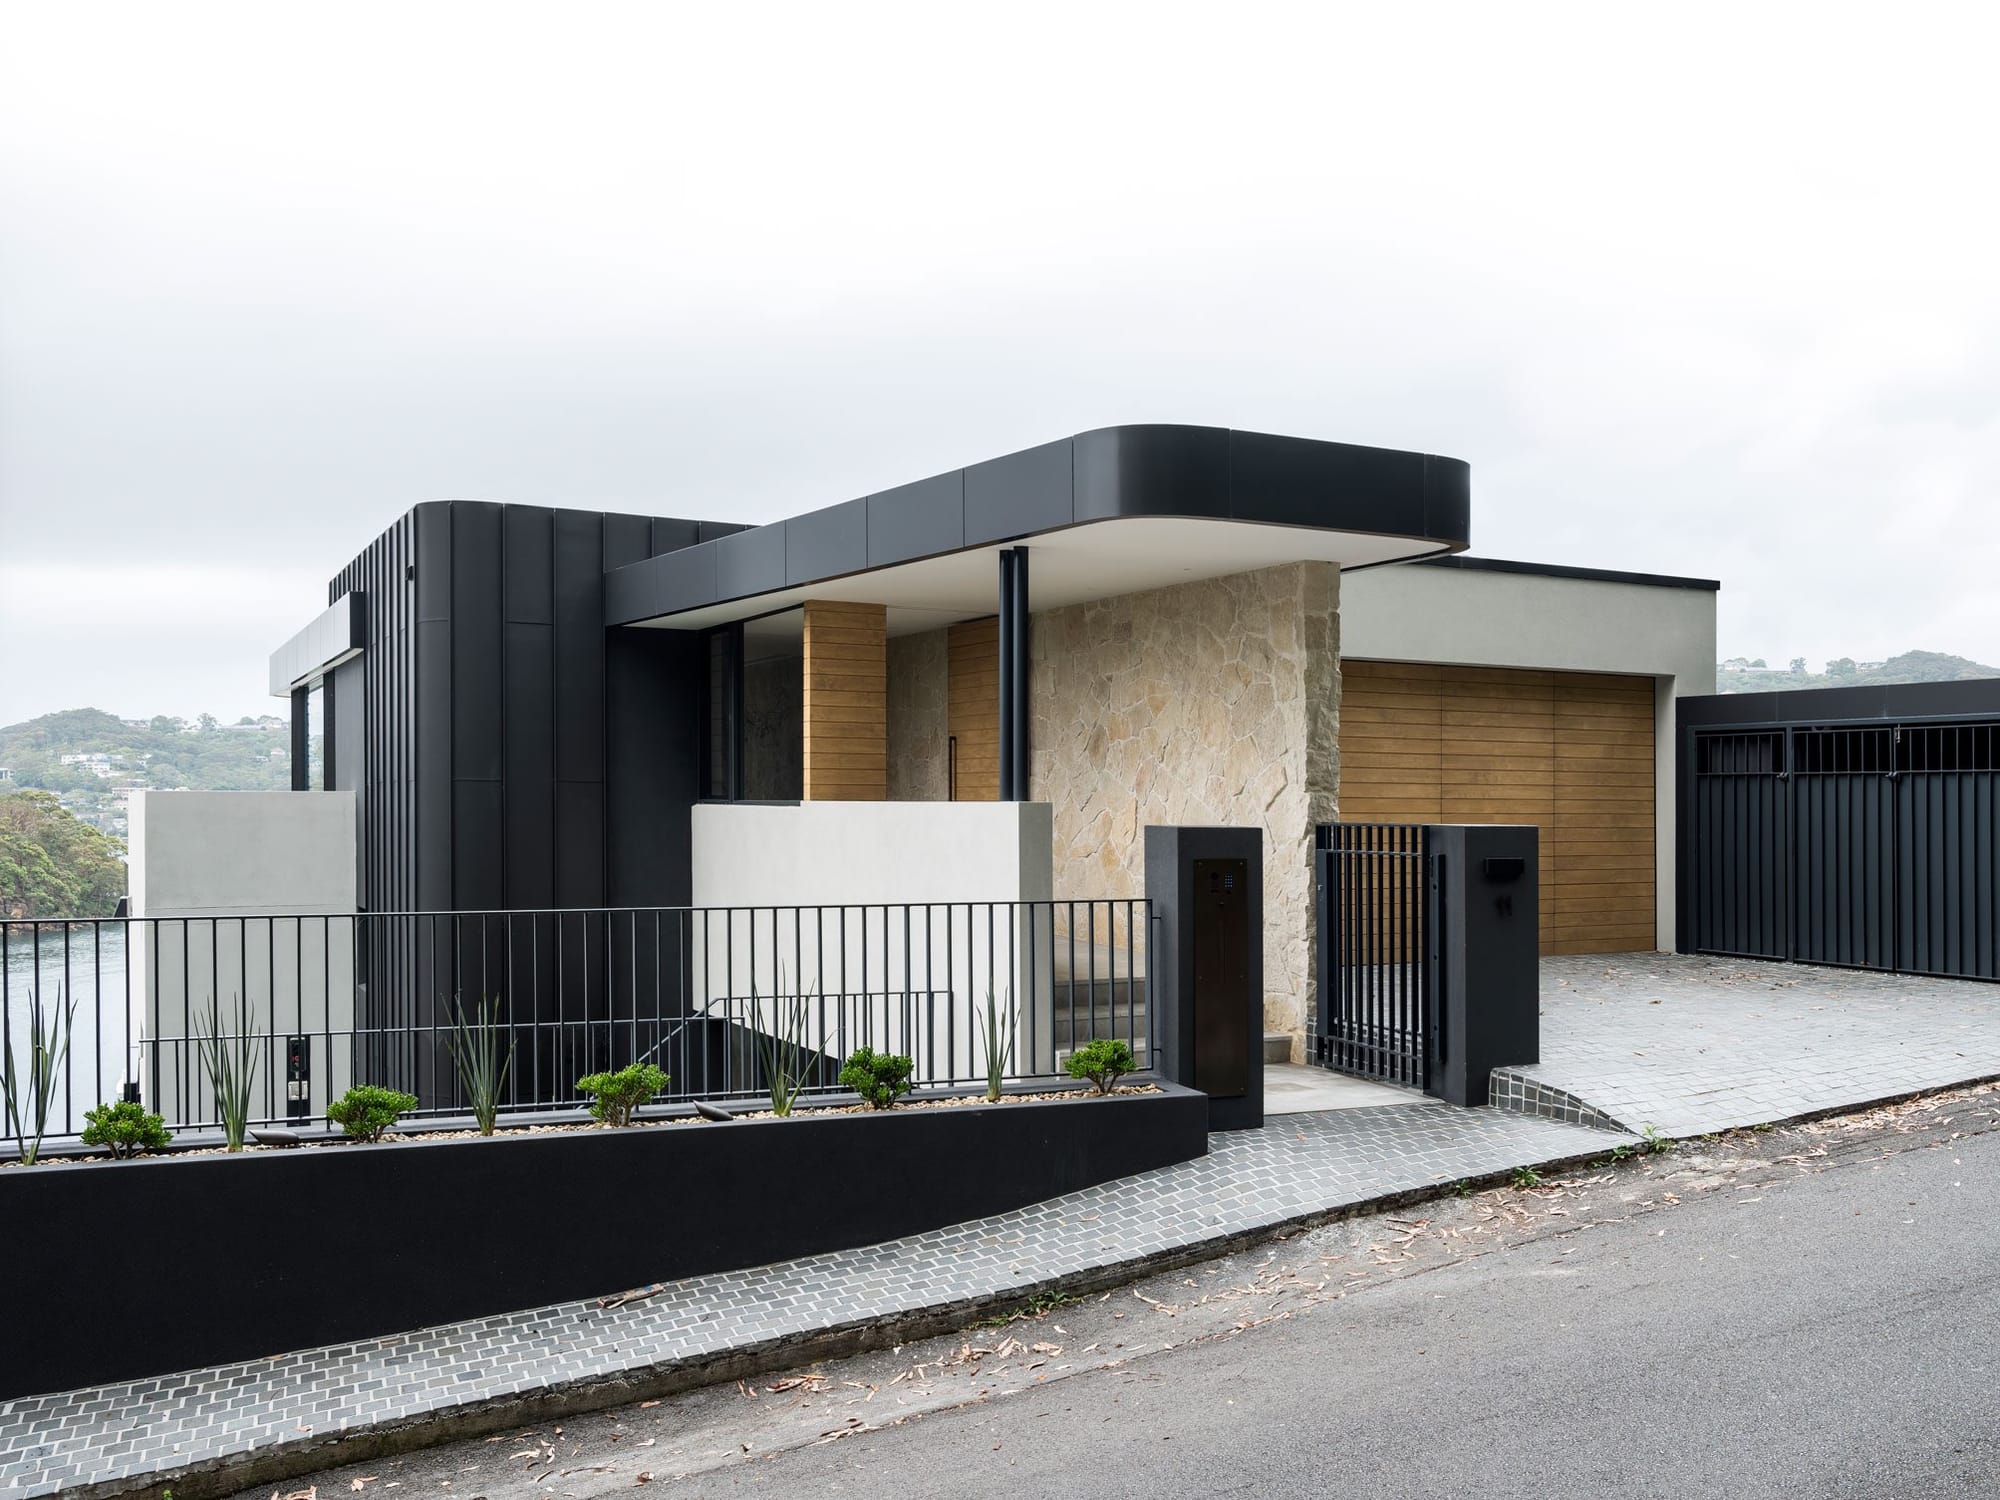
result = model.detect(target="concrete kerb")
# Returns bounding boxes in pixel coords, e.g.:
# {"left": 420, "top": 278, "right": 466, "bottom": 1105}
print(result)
{"left": 54, "top": 1138, "right": 1632, "bottom": 1500}
{"left": 1496, "top": 1063, "right": 2000, "bottom": 1143}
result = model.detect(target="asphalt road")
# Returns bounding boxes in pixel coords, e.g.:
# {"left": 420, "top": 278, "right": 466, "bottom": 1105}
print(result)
{"left": 257, "top": 1086, "right": 2000, "bottom": 1500}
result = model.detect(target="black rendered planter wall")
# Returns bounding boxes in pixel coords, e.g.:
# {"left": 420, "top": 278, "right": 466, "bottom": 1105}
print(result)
{"left": 0, "top": 1085, "right": 1207, "bottom": 1400}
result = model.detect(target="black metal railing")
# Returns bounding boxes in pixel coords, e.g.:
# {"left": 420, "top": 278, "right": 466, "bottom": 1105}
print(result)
{"left": 0, "top": 899, "right": 1152, "bottom": 1156}
{"left": 1313, "top": 823, "right": 1433, "bottom": 1089}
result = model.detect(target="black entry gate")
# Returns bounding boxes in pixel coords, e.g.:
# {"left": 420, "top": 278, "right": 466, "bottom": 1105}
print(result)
{"left": 1313, "top": 823, "right": 1433, "bottom": 1088}
{"left": 1686, "top": 714, "right": 2000, "bottom": 980}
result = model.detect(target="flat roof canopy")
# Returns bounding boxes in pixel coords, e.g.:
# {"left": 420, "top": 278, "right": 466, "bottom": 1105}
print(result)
{"left": 606, "top": 424, "right": 1470, "bottom": 633}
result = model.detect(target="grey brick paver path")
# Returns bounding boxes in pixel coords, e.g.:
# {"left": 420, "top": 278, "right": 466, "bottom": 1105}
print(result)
{"left": 1494, "top": 953, "right": 2000, "bottom": 1137}
{"left": 0, "top": 1102, "right": 1614, "bottom": 1500}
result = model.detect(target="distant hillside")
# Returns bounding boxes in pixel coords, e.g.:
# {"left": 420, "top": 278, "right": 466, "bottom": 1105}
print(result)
{"left": 1717, "top": 651, "right": 2000, "bottom": 694}
{"left": 0, "top": 707, "right": 301, "bottom": 842}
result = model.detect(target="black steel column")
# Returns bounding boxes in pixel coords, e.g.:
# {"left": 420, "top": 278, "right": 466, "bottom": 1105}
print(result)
{"left": 290, "top": 685, "right": 310, "bottom": 790}
{"left": 725, "top": 621, "right": 746, "bottom": 801}
{"left": 997, "top": 548, "right": 1031, "bottom": 801}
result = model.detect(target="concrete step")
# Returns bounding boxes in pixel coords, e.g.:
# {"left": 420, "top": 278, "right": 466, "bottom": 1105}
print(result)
{"left": 1264, "top": 1032, "right": 1294, "bottom": 1064}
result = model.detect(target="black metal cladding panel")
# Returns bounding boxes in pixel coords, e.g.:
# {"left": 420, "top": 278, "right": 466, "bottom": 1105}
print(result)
{"left": 785, "top": 497, "right": 868, "bottom": 585}
{"left": 555, "top": 780, "right": 607, "bottom": 908}
{"left": 602, "top": 425, "right": 1471, "bottom": 624}
{"left": 696, "top": 518, "right": 753, "bottom": 543}
{"left": 503, "top": 506, "right": 555, "bottom": 624}
{"left": 1072, "top": 425, "right": 1229, "bottom": 524}
{"left": 451, "top": 503, "right": 504, "bottom": 784}
{"left": 551, "top": 511, "right": 606, "bottom": 784}
{"left": 868, "top": 471, "right": 965, "bottom": 562}
{"left": 605, "top": 627, "right": 704, "bottom": 907}
{"left": 1679, "top": 678, "right": 2000, "bottom": 728}
{"left": 607, "top": 541, "right": 717, "bottom": 620}
{"left": 1222, "top": 429, "right": 1426, "bottom": 537}
{"left": 1422, "top": 454, "right": 1473, "bottom": 547}
{"left": 963, "top": 439, "right": 1073, "bottom": 545}
{"left": 1690, "top": 770, "right": 1788, "bottom": 960}
{"left": 602, "top": 512, "right": 656, "bottom": 573}
{"left": 452, "top": 780, "right": 505, "bottom": 912}
{"left": 1791, "top": 774, "right": 1893, "bottom": 969}
{"left": 648, "top": 517, "right": 701, "bottom": 555}
{"left": 714, "top": 522, "right": 787, "bottom": 599}
{"left": 1899, "top": 772, "right": 2000, "bottom": 979}
{"left": 414, "top": 504, "right": 453, "bottom": 624}
{"left": 502, "top": 622, "right": 556, "bottom": 910}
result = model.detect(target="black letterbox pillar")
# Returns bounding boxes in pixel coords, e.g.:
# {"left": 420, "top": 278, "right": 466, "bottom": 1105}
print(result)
{"left": 1144, "top": 825, "right": 1263, "bottom": 1131}
{"left": 1428, "top": 824, "right": 1540, "bottom": 1106}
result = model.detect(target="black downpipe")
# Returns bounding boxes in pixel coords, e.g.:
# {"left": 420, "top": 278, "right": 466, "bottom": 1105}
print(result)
{"left": 998, "top": 547, "right": 1031, "bottom": 801}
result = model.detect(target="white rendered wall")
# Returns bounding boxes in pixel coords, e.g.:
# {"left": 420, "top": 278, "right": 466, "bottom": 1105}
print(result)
{"left": 128, "top": 791, "right": 359, "bottom": 1127}
{"left": 1337, "top": 563, "right": 1718, "bottom": 951}
{"left": 689, "top": 801, "right": 1063, "bottom": 1081}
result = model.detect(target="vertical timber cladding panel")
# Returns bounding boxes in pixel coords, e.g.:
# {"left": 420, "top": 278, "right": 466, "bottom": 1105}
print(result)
{"left": 948, "top": 617, "right": 1001, "bottom": 801}
{"left": 802, "top": 600, "right": 887, "bottom": 800}
{"left": 1335, "top": 661, "right": 1656, "bottom": 955}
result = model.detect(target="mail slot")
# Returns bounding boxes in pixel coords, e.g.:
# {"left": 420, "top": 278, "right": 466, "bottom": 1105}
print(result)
{"left": 1191, "top": 857, "right": 1251, "bottom": 1100}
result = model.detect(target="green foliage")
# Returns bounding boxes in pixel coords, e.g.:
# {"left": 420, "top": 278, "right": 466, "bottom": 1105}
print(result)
{"left": 838, "top": 1047, "right": 913, "bottom": 1110}
{"left": 974, "top": 1289, "right": 1078, "bottom": 1328}
{"left": 1640, "top": 1124, "right": 1673, "bottom": 1155}
{"left": 445, "top": 993, "right": 513, "bottom": 1136}
{"left": 1065, "top": 1037, "right": 1136, "bottom": 1095}
{"left": 2, "top": 985, "right": 75, "bottom": 1164}
{"left": 196, "top": 993, "right": 261, "bottom": 1151}
{"left": 577, "top": 1063, "right": 668, "bottom": 1127}
{"left": 0, "top": 790, "right": 127, "bottom": 918}
{"left": 327, "top": 1084, "right": 419, "bottom": 1142}
{"left": 0, "top": 707, "right": 301, "bottom": 881}
{"left": 975, "top": 987, "right": 1014, "bottom": 1104}
{"left": 81, "top": 1100, "right": 173, "bottom": 1158}
{"left": 1510, "top": 1165, "right": 1541, "bottom": 1190}
{"left": 1717, "top": 650, "right": 2000, "bottom": 695}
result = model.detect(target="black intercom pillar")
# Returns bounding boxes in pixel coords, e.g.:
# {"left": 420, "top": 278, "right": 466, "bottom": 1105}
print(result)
{"left": 1428, "top": 823, "right": 1540, "bottom": 1106}
{"left": 1145, "top": 825, "right": 1263, "bottom": 1131}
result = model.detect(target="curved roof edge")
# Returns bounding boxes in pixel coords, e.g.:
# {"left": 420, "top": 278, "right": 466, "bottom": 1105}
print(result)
{"left": 606, "top": 424, "right": 1470, "bottom": 627}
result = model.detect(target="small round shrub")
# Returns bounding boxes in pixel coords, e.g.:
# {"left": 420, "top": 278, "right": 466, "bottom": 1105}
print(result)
{"left": 1065, "top": 1038, "right": 1136, "bottom": 1095}
{"left": 327, "top": 1084, "right": 420, "bottom": 1142}
{"left": 80, "top": 1100, "right": 173, "bottom": 1158}
{"left": 577, "top": 1062, "right": 669, "bottom": 1127}
{"left": 838, "top": 1047, "right": 914, "bottom": 1110}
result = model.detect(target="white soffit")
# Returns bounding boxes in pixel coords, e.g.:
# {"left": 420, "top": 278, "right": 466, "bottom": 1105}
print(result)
{"left": 635, "top": 517, "right": 1446, "bottom": 636}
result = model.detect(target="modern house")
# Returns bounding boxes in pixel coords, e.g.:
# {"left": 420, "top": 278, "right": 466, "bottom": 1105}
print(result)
{"left": 261, "top": 425, "right": 1718, "bottom": 1061}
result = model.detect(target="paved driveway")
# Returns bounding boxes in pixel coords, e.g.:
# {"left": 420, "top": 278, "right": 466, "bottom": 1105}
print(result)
{"left": 1495, "top": 952, "right": 2000, "bottom": 1137}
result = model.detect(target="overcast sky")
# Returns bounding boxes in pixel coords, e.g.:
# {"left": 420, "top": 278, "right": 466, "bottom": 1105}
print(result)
{"left": 3, "top": 3, "right": 1997, "bottom": 726}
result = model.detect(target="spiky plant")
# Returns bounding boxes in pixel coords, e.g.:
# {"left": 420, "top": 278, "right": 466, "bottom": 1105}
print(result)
{"left": 195, "top": 993, "right": 261, "bottom": 1151}
{"left": 445, "top": 992, "right": 514, "bottom": 1136}
{"left": 975, "top": 986, "right": 1014, "bottom": 1103}
{"left": 2, "top": 985, "right": 75, "bottom": 1165}
{"left": 759, "top": 968, "right": 826, "bottom": 1118}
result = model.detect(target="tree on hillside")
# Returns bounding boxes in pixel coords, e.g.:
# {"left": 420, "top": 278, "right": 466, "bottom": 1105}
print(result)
{"left": 0, "top": 790, "right": 127, "bottom": 918}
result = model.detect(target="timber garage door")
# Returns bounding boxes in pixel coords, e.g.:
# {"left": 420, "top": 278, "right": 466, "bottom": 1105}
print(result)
{"left": 1338, "top": 661, "right": 1657, "bottom": 954}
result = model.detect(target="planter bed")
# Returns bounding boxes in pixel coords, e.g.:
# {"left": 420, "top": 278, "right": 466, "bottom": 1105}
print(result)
{"left": 0, "top": 1080, "right": 1207, "bottom": 1401}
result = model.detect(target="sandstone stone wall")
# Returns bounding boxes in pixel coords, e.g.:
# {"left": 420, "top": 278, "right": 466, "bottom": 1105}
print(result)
{"left": 886, "top": 629, "right": 949, "bottom": 801}
{"left": 1029, "top": 563, "right": 1340, "bottom": 1057}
